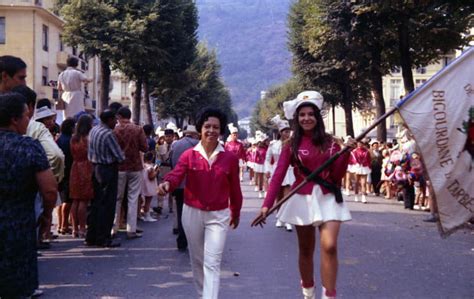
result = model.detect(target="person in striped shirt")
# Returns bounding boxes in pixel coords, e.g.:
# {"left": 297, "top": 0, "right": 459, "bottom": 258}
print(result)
{"left": 85, "top": 110, "right": 125, "bottom": 248}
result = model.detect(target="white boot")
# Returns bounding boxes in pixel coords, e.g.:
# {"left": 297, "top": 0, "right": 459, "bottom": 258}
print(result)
{"left": 275, "top": 220, "right": 283, "bottom": 228}
{"left": 321, "top": 286, "right": 336, "bottom": 299}
{"left": 361, "top": 194, "right": 367, "bottom": 204}
{"left": 285, "top": 223, "right": 293, "bottom": 232}
{"left": 258, "top": 191, "right": 264, "bottom": 198}
{"left": 254, "top": 186, "right": 259, "bottom": 191}
{"left": 354, "top": 195, "right": 359, "bottom": 202}
{"left": 144, "top": 212, "right": 157, "bottom": 222}
{"left": 302, "top": 286, "right": 315, "bottom": 299}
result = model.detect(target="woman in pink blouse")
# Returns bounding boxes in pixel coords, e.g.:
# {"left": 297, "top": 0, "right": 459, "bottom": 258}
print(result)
{"left": 158, "top": 108, "right": 243, "bottom": 299}
{"left": 259, "top": 91, "right": 355, "bottom": 299}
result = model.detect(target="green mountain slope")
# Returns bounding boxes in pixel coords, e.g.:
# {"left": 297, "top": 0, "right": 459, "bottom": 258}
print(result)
{"left": 196, "top": 0, "right": 292, "bottom": 117}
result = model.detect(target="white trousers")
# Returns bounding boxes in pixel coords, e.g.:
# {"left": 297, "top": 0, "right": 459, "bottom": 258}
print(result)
{"left": 182, "top": 204, "right": 230, "bottom": 299}
{"left": 113, "top": 171, "right": 142, "bottom": 234}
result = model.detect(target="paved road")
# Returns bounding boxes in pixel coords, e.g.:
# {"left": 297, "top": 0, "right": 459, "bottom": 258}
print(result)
{"left": 38, "top": 176, "right": 473, "bottom": 298}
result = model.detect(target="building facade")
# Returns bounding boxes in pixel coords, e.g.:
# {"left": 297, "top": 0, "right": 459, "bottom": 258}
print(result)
{"left": 0, "top": 0, "right": 103, "bottom": 112}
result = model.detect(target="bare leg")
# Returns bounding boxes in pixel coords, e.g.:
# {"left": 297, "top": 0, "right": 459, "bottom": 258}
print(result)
{"left": 57, "top": 206, "right": 63, "bottom": 232}
{"left": 359, "top": 175, "right": 367, "bottom": 194}
{"left": 144, "top": 196, "right": 153, "bottom": 213}
{"left": 70, "top": 200, "right": 79, "bottom": 234}
{"left": 319, "top": 221, "right": 341, "bottom": 293}
{"left": 354, "top": 174, "right": 360, "bottom": 195}
{"left": 344, "top": 172, "right": 352, "bottom": 193}
{"left": 78, "top": 201, "right": 89, "bottom": 235}
{"left": 295, "top": 225, "right": 316, "bottom": 286}
{"left": 60, "top": 203, "right": 72, "bottom": 232}
{"left": 257, "top": 173, "right": 264, "bottom": 191}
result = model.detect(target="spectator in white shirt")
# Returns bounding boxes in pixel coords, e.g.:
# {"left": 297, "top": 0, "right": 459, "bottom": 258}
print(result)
{"left": 58, "top": 57, "right": 91, "bottom": 119}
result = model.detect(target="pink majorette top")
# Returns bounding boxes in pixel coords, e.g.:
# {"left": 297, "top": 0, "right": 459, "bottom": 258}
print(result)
{"left": 224, "top": 140, "right": 246, "bottom": 161}
{"left": 263, "top": 135, "right": 349, "bottom": 209}
{"left": 254, "top": 146, "right": 267, "bottom": 165}
{"left": 349, "top": 147, "right": 371, "bottom": 168}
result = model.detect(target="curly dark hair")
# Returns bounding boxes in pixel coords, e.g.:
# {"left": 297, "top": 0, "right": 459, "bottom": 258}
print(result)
{"left": 196, "top": 107, "right": 227, "bottom": 134}
{"left": 0, "top": 93, "right": 26, "bottom": 127}
{"left": 290, "top": 102, "right": 331, "bottom": 157}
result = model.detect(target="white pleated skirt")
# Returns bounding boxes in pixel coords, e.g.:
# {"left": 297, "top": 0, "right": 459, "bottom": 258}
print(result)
{"left": 247, "top": 162, "right": 255, "bottom": 169}
{"left": 253, "top": 163, "right": 265, "bottom": 173}
{"left": 276, "top": 185, "right": 352, "bottom": 227}
{"left": 281, "top": 166, "right": 296, "bottom": 186}
{"left": 348, "top": 164, "right": 371, "bottom": 175}
{"left": 239, "top": 159, "right": 246, "bottom": 168}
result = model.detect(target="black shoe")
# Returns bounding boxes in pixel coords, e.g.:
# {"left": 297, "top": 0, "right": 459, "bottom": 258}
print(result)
{"left": 37, "top": 241, "right": 51, "bottom": 250}
{"left": 423, "top": 216, "right": 438, "bottom": 223}
{"left": 126, "top": 232, "right": 142, "bottom": 240}
{"left": 152, "top": 207, "right": 162, "bottom": 214}
{"left": 177, "top": 247, "right": 187, "bottom": 252}
{"left": 172, "top": 228, "right": 179, "bottom": 235}
{"left": 84, "top": 240, "right": 96, "bottom": 247}
{"left": 136, "top": 228, "right": 144, "bottom": 233}
{"left": 99, "top": 240, "right": 121, "bottom": 248}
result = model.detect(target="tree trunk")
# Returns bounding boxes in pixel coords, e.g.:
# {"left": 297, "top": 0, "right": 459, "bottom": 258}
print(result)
{"left": 341, "top": 81, "right": 354, "bottom": 137}
{"left": 143, "top": 79, "right": 154, "bottom": 127}
{"left": 398, "top": 19, "right": 415, "bottom": 94}
{"left": 98, "top": 59, "right": 111, "bottom": 114}
{"left": 174, "top": 116, "right": 184, "bottom": 129}
{"left": 132, "top": 79, "right": 142, "bottom": 125}
{"left": 370, "top": 73, "right": 387, "bottom": 141}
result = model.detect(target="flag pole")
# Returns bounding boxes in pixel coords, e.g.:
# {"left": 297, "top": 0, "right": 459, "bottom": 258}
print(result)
{"left": 251, "top": 106, "right": 399, "bottom": 227}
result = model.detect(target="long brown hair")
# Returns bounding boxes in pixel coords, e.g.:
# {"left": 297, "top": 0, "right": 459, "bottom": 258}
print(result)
{"left": 72, "top": 114, "right": 92, "bottom": 143}
{"left": 290, "top": 103, "right": 331, "bottom": 157}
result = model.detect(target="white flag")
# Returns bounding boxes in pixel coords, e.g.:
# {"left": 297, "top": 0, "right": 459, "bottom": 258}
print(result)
{"left": 397, "top": 47, "right": 474, "bottom": 236}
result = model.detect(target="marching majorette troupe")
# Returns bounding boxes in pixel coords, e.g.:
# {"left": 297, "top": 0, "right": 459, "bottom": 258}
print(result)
{"left": 0, "top": 55, "right": 436, "bottom": 299}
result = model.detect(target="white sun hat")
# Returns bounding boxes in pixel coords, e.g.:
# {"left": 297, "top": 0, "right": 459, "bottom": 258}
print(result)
{"left": 34, "top": 106, "right": 56, "bottom": 120}
{"left": 283, "top": 90, "right": 324, "bottom": 120}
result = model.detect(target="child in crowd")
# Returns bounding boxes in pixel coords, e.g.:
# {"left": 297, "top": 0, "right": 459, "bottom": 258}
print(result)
{"left": 140, "top": 152, "right": 158, "bottom": 222}
{"left": 409, "top": 152, "right": 427, "bottom": 210}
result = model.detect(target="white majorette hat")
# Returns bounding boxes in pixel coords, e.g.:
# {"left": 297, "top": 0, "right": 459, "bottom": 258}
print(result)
{"left": 228, "top": 123, "right": 238, "bottom": 134}
{"left": 34, "top": 106, "right": 56, "bottom": 120}
{"left": 270, "top": 115, "right": 290, "bottom": 132}
{"left": 283, "top": 90, "right": 324, "bottom": 120}
{"left": 369, "top": 139, "right": 379, "bottom": 146}
{"left": 166, "top": 122, "right": 178, "bottom": 133}
{"left": 155, "top": 126, "right": 164, "bottom": 137}
{"left": 255, "top": 131, "right": 268, "bottom": 143}
{"left": 248, "top": 137, "right": 257, "bottom": 145}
